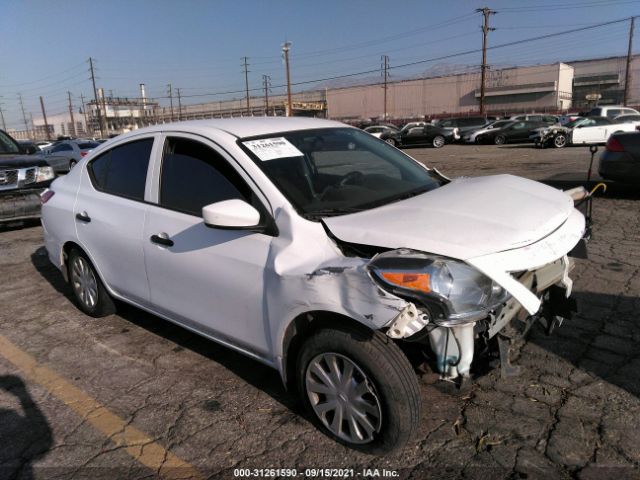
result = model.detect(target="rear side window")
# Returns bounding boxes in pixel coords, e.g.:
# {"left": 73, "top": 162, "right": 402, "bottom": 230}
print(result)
{"left": 159, "top": 137, "right": 252, "bottom": 217}
{"left": 78, "top": 142, "right": 99, "bottom": 149}
{"left": 88, "top": 138, "right": 153, "bottom": 201}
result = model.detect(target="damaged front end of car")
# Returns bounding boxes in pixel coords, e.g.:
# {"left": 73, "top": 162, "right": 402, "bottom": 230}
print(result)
{"left": 365, "top": 206, "right": 588, "bottom": 384}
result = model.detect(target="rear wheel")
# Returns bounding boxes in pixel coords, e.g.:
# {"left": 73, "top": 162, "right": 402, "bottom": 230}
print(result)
{"left": 494, "top": 135, "right": 506, "bottom": 145}
{"left": 553, "top": 134, "right": 567, "bottom": 148}
{"left": 385, "top": 138, "right": 397, "bottom": 147}
{"left": 68, "top": 249, "right": 116, "bottom": 317}
{"left": 69, "top": 159, "right": 77, "bottom": 170}
{"left": 297, "top": 327, "right": 420, "bottom": 453}
{"left": 432, "top": 135, "right": 445, "bottom": 148}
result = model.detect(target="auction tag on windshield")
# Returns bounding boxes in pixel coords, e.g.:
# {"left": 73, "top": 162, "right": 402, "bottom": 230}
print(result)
{"left": 242, "top": 137, "right": 303, "bottom": 161}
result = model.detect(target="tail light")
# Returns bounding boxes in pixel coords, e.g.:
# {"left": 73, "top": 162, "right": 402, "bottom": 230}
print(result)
{"left": 605, "top": 137, "right": 625, "bottom": 152}
{"left": 41, "top": 189, "right": 55, "bottom": 204}
{"left": 80, "top": 151, "right": 88, "bottom": 157}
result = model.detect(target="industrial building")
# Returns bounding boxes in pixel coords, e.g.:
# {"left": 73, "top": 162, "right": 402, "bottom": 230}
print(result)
{"left": 19, "top": 54, "right": 640, "bottom": 140}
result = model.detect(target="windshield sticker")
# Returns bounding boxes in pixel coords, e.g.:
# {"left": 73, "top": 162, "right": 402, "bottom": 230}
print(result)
{"left": 242, "top": 137, "right": 304, "bottom": 161}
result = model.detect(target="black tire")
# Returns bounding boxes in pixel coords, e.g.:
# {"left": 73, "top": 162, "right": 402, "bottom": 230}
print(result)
{"left": 67, "top": 249, "right": 116, "bottom": 317}
{"left": 385, "top": 138, "right": 397, "bottom": 147}
{"left": 297, "top": 327, "right": 420, "bottom": 453}
{"left": 432, "top": 135, "right": 445, "bottom": 148}
{"left": 494, "top": 134, "right": 506, "bottom": 145}
{"left": 553, "top": 134, "right": 567, "bottom": 148}
{"left": 69, "top": 159, "right": 77, "bottom": 170}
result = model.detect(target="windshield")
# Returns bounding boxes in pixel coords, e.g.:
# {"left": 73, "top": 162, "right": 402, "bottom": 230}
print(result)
{"left": 487, "top": 120, "right": 511, "bottom": 129}
{"left": 564, "top": 118, "right": 586, "bottom": 129}
{"left": 240, "top": 128, "right": 444, "bottom": 219}
{"left": 0, "top": 131, "right": 21, "bottom": 154}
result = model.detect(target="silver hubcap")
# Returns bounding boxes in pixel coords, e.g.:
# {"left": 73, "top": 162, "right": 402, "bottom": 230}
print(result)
{"left": 555, "top": 136, "right": 565, "bottom": 147}
{"left": 433, "top": 136, "right": 444, "bottom": 147}
{"left": 71, "top": 256, "right": 98, "bottom": 309}
{"left": 305, "top": 353, "right": 382, "bottom": 444}
{"left": 385, "top": 138, "right": 395, "bottom": 145}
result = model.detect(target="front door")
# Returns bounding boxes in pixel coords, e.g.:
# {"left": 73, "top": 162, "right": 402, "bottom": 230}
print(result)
{"left": 142, "top": 135, "right": 273, "bottom": 357}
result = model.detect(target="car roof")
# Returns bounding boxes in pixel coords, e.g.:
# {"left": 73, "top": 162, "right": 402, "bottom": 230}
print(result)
{"left": 114, "top": 117, "right": 346, "bottom": 140}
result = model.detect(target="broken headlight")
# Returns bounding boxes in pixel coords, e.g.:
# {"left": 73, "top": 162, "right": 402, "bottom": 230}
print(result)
{"left": 35, "top": 166, "right": 54, "bottom": 183}
{"left": 369, "top": 249, "right": 510, "bottom": 326}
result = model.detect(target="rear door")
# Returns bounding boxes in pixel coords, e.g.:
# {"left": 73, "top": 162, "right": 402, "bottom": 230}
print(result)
{"left": 75, "top": 136, "right": 156, "bottom": 304}
{"left": 142, "top": 134, "right": 274, "bottom": 357}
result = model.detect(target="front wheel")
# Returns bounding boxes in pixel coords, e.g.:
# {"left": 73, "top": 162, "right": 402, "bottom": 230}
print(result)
{"left": 432, "top": 135, "right": 445, "bottom": 148}
{"left": 69, "top": 159, "right": 77, "bottom": 170}
{"left": 553, "top": 134, "right": 567, "bottom": 148}
{"left": 385, "top": 138, "right": 397, "bottom": 147}
{"left": 297, "top": 328, "right": 421, "bottom": 453}
{"left": 494, "top": 135, "right": 506, "bottom": 145}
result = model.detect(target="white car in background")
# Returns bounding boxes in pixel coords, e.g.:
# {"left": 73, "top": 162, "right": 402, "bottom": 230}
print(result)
{"left": 531, "top": 116, "right": 639, "bottom": 148}
{"left": 363, "top": 125, "right": 398, "bottom": 138}
{"left": 41, "top": 118, "right": 587, "bottom": 452}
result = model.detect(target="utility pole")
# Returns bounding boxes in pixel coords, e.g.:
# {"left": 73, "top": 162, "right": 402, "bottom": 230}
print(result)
{"left": 624, "top": 16, "right": 635, "bottom": 106}
{"left": 477, "top": 7, "right": 496, "bottom": 115}
{"left": 67, "top": 91, "right": 76, "bottom": 137}
{"left": 242, "top": 56, "right": 251, "bottom": 115}
{"left": 0, "top": 99, "right": 6, "bottom": 131}
{"left": 177, "top": 88, "right": 182, "bottom": 121}
{"left": 39, "top": 96, "right": 52, "bottom": 140}
{"left": 100, "top": 89, "right": 109, "bottom": 136}
{"left": 17, "top": 93, "right": 30, "bottom": 138}
{"left": 88, "top": 57, "right": 105, "bottom": 137}
{"left": 167, "top": 84, "right": 174, "bottom": 121}
{"left": 282, "top": 41, "right": 293, "bottom": 117}
{"left": 80, "top": 93, "right": 89, "bottom": 135}
{"left": 381, "top": 55, "right": 389, "bottom": 120}
{"left": 262, "top": 74, "right": 271, "bottom": 116}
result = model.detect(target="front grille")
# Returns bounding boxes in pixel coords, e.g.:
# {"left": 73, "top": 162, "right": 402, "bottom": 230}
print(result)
{"left": 0, "top": 169, "right": 18, "bottom": 190}
{"left": 24, "top": 168, "right": 36, "bottom": 185}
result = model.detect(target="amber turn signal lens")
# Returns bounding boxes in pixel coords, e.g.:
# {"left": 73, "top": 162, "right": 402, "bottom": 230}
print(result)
{"left": 380, "top": 272, "right": 431, "bottom": 293}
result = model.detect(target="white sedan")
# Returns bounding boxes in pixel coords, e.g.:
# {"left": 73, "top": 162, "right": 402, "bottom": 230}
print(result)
{"left": 41, "top": 118, "right": 587, "bottom": 452}
{"left": 531, "top": 116, "right": 638, "bottom": 147}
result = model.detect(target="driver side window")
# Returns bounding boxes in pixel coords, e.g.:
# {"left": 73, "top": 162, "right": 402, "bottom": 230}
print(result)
{"left": 159, "top": 137, "right": 255, "bottom": 217}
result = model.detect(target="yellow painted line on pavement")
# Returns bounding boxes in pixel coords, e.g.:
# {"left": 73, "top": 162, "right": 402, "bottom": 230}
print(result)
{"left": 0, "top": 334, "right": 204, "bottom": 480}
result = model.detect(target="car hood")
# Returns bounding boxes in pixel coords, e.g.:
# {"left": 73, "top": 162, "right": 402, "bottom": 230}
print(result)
{"left": 0, "top": 154, "right": 49, "bottom": 168}
{"left": 323, "top": 174, "right": 575, "bottom": 261}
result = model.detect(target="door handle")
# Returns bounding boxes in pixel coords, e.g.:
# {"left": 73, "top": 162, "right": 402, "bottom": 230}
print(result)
{"left": 150, "top": 233, "right": 174, "bottom": 247}
{"left": 75, "top": 211, "right": 91, "bottom": 223}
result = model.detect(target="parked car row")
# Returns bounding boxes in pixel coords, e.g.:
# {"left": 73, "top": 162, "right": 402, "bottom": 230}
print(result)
{"left": 364, "top": 106, "right": 640, "bottom": 149}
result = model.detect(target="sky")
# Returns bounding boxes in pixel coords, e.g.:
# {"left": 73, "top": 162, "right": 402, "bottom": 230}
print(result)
{"left": 1, "top": 0, "right": 640, "bottom": 129}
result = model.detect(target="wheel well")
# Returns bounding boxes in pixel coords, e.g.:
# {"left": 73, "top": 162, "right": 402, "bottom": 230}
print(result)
{"left": 61, "top": 241, "right": 83, "bottom": 280}
{"left": 281, "top": 311, "right": 375, "bottom": 390}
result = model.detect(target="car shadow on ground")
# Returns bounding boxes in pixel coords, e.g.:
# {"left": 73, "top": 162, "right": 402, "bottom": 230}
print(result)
{"left": 527, "top": 290, "right": 640, "bottom": 400}
{"left": 0, "top": 219, "right": 41, "bottom": 234}
{"left": 0, "top": 375, "right": 53, "bottom": 480}
{"left": 29, "top": 247, "right": 306, "bottom": 420}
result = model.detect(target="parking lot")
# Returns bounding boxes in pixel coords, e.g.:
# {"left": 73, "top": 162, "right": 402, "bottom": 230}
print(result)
{"left": 0, "top": 143, "right": 639, "bottom": 479}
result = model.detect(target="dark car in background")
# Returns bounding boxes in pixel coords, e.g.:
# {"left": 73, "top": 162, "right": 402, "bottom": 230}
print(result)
{"left": 475, "top": 120, "right": 546, "bottom": 145}
{"left": 598, "top": 131, "right": 640, "bottom": 184}
{"left": 380, "top": 123, "right": 457, "bottom": 148}
{"left": 44, "top": 139, "right": 101, "bottom": 173}
{"left": 0, "top": 129, "right": 55, "bottom": 222}
{"left": 16, "top": 140, "right": 41, "bottom": 154}
{"left": 435, "top": 116, "right": 490, "bottom": 140}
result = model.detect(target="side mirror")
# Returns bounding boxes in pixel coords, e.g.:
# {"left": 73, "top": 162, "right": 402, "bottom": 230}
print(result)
{"left": 202, "top": 199, "right": 260, "bottom": 229}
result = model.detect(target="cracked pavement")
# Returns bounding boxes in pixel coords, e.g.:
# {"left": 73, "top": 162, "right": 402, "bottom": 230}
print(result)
{"left": 0, "top": 143, "right": 638, "bottom": 479}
